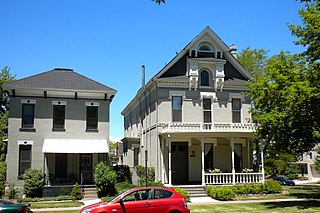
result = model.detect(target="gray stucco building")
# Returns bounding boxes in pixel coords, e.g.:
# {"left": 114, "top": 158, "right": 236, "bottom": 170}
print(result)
{"left": 3, "top": 68, "right": 116, "bottom": 190}
{"left": 121, "top": 27, "right": 264, "bottom": 185}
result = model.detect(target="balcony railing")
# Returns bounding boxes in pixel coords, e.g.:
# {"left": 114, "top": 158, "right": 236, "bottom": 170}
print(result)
{"left": 205, "top": 172, "right": 263, "bottom": 185}
{"left": 158, "top": 122, "right": 255, "bottom": 133}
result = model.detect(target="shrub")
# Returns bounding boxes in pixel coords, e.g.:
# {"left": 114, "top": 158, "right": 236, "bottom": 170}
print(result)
{"left": 60, "top": 187, "right": 70, "bottom": 196}
{"left": 0, "top": 162, "right": 6, "bottom": 197}
{"left": 6, "top": 182, "right": 18, "bottom": 199}
{"left": 135, "top": 165, "right": 155, "bottom": 186}
{"left": 113, "top": 165, "right": 132, "bottom": 183}
{"left": 235, "top": 183, "right": 263, "bottom": 195}
{"left": 209, "top": 186, "right": 236, "bottom": 201}
{"left": 23, "top": 168, "right": 45, "bottom": 198}
{"left": 146, "top": 181, "right": 164, "bottom": 187}
{"left": 71, "top": 182, "right": 82, "bottom": 200}
{"left": 174, "top": 187, "right": 190, "bottom": 202}
{"left": 95, "top": 162, "right": 117, "bottom": 197}
{"left": 115, "top": 182, "right": 135, "bottom": 194}
{"left": 263, "top": 180, "right": 282, "bottom": 194}
{"left": 206, "top": 185, "right": 214, "bottom": 194}
{"left": 18, "top": 195, "right": 76, "bottom": 202}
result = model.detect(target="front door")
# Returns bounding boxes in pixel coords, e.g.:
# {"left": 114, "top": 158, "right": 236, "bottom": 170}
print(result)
{"left": 80, "top": 154, "right": 92, "bottom": 184}
{"left": 171, "top": 142, "right": 188, "bottom": 184}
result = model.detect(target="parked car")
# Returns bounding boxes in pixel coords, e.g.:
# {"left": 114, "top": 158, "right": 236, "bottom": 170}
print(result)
{"left": 80, "top": 186, "right": 190, "bottom": 213}
{"left": 272, "top": 176, "right": 295, "bottom": 186}
{"left": 0, "top": 199, "right": 32, "bottom": 213}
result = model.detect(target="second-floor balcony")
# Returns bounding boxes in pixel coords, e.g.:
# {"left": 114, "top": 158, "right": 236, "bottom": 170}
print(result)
{"left": 158, "top": 122, "right": 255, "bottom": 133}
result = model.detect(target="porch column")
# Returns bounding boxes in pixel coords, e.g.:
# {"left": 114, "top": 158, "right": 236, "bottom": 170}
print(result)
{"left": 161, "top": 138, "right": 164, "bottom": 183}
{"left": 260, "top": 140, "right": 265, "bottom": 182}
{"left": 168, "top": 139, "right": 172, "bottom": 185}
{"left": 201, "top": 137, "right": 205, "bottom": 186}
{"left": 231, "top": 137, "right": 235, "bottom": 185}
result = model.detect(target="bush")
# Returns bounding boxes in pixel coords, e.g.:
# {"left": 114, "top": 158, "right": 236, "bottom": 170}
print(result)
{"left": 174, "top": 187, "right": 190, "bottom": 202}
{"left": 6, "top": 182, "right": 18, "bottom": 199}
{"left": 209, "top": 186, "right": 236, "bottom": 201}
{"left": 95, "top": 162, "right": 117, "bottom": 197}
{"left": 115, "top": 182, "right": 135, "bottom": 194}
{"left": 135, "top": 165, "right": 155, "bottom": 186}
{"left": 206, "top": 185, "right": 214, "bottom": 194}
{"left": 60, "top": 187, "right": 70, "bottom": 196}
{"left": 234, "top": 183, "right": 263, "bottom": 195}
{"left": 23, "top": 168, "right": 45, "bottom": 198}
{"left": 71, "top": 183, "right": 82, "bottom": 200}
{"left": 146, "top": 181, "right": 164, "bottom": 187}
{"left": 18, "top": 195, "right": 77, "bottom": 202}
{"left": 0, "top": 162, "right": 6, "bottom": 197}
{"left": 263, "top": 180, "right": 282, "bottom": 194}
{"left": 113, "top": 165, "right": 132, "bottom": 183}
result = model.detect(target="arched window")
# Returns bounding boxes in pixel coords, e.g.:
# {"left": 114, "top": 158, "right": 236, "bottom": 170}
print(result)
{"left": 199, "top": 45, "right": 211, "bottom": 51}
{"left": 200, "top": 70, "right": 210, "bottom": 86}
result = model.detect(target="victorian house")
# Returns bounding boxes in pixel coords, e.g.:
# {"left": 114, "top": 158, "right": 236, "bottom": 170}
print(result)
{"left": 121, "top": 27, "right": 264, "bottom": 185}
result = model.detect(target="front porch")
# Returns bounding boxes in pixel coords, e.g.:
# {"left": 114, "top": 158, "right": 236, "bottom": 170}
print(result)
{"left": 159, "top": 123, "right": 264, "bottom": 186}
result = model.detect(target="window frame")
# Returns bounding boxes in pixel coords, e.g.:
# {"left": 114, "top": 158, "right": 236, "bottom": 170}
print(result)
{"left": 232, "top": 98, "right": 242, "bottom": 123}
{"left": 86, "top": 106, "right": 98, "bottom": 131}
{"left": 200, "top": 70, "right": 210, "bottom": 87}
{"left": 53, "top": 105, "right": 65, "bottom": 131}
{"left": 21, "top": 104, "right": 35, "bottom": 129}
{"left": 203, "top": 98, "right": 212, "bottom": 124}
{"left": 171, "top": 96, "right": 182, "bottom": 122}
{"left": 18, "top": 144, "right": 32, "bottom": 177}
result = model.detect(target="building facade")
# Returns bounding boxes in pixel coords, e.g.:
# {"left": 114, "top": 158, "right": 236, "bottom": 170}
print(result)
{"left": 121, "top": 27, "right": 263, "bottom": 185}
{"left": 3, "top": 68, "right": 116, "bottom": 190}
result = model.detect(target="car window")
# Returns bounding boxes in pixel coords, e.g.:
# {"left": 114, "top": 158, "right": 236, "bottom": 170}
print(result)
{"left": 154, "top": 189, "right": 173, "bottom": 199}
{"left": 122, "top": 189, "right": 151, "bottom": 202}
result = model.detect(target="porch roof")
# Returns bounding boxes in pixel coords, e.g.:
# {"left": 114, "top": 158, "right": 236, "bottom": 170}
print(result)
{"left": 42, "top": 138, "right": 109, "bottom": 153}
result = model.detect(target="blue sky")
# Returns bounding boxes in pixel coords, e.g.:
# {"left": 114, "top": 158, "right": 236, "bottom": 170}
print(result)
{"left": 1, "top": 0, "right": 305, "bottom": 140}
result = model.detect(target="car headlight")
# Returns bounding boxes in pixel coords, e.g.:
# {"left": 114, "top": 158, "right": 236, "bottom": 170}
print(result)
{"left": 81, "top": 208, "right": 92, "bottom": 213}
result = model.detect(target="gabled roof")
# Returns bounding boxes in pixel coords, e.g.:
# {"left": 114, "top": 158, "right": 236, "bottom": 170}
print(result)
{"left": 4, "top": 68, "right": 116, "bottom": 93}
{"left": 155, "top": 26, "right": 251, "bottom": 80}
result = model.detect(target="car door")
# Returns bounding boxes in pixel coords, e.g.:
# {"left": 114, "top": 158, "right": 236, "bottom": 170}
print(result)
{"left": 147, "top": 189, "right": 176, "bottom": 213}
{"left": 119, "top": 189, "right": 153, "bottom": 213}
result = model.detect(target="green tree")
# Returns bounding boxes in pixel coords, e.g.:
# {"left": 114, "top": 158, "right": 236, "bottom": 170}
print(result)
{"left": 23, "top": 168, "right": 45, "bottom": 197}
{"left": 0, "top": 66, "right": 15, "bottom": 196}
{"left": 237, "top": 47, "right": 269, "bottom": 80}
{"left": 314, "top": 146, "right": 320, "bottom": 173}
{"left": 249, "top": 51, "right": 316, "bottom": 154}
{"left": 94, "top": 162, "right": 117, "bottom": 197}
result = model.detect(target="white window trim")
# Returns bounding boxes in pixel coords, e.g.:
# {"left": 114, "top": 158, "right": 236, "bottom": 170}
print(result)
{"left": 52, "top": 101, "right": 66, "bottom": 105}
{"left": 169, "top": 91, "right": 186, "bottom": 99}
{"left": 21, "top": 99, "right": 36, "bottom": 104}
{"left": 85, "top": 102, "right": 99, "bottom": 107}
{"left": 18, "top": 140, "right": 33, "bottom": 145}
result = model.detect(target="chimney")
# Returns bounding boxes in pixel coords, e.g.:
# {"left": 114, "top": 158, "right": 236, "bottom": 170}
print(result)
{"left": 230, "top": 43, "right": 237, "bottom": 59}
{"left": 141, "top": 65, "right": 145, "bottom": 88}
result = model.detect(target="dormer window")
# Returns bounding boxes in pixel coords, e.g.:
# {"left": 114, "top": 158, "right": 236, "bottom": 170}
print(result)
{"left": 198, "top": 43, "right": 215, "bottom": 57}
{"left": 199, "top": 45, "right": 211, "bottom": 51}
{"left": 200, "top": 70, "right": 210, "bottom": 86}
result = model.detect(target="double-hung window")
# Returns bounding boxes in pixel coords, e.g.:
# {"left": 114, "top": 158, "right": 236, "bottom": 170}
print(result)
{"left": 19, "top": 144, "right": 32, "bottom": 176}
{"left": 203, "top": 98, "right": 212, "bottom": 129}
{"left": 232, "top": 98, "right": 242, "bottom": 123}
{"left": 22, "top": 104, "right": 35, "bottom": 129}
{"left": 86, "top": 102, "right": 99, "bottom": 131}
{"left": 53, "top": 105, "right": 65, "bottom": 131}
{"left": 172, "top": 96, "right": 182, "bottom": 122}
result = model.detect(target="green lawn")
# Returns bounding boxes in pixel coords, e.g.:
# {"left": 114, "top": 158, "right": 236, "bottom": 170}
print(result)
{"left": 189, "top": 200, "right": 320, "bottom": 213}
{"left": 238, "top": 185, "right": 320, "bottom": 200}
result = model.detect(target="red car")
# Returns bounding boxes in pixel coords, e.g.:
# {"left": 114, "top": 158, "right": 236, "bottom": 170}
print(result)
{"left": 80, "top": 186, "right": 190, "bottom": 213}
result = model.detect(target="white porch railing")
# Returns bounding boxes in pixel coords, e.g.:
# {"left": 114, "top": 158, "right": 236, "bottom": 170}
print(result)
{"left": 159, "top": 122, "right": 255, "bottom": 133}
{"left": 205, "top": 173, "right": 263, "bottom": 185}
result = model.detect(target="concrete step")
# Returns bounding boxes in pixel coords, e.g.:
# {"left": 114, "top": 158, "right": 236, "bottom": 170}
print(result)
{"left": 82, "top": 186, "right": 98, "bottom": 200}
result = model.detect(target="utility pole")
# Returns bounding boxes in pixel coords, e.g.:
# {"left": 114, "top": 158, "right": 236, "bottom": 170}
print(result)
{"left": 145, "top": 150, "right": 148, "bottom": 187}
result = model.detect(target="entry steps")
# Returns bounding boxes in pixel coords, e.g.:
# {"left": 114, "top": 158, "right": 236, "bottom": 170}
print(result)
{"left": 179, "top": 185, "right": 208, "bottom": 197}
{"left": 81, "top": 185, "right": 98, "bottom": 200}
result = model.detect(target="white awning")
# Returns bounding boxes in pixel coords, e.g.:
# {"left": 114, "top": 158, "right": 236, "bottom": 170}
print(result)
{"left": 42, "top": 138, "right": 109, "bottom": 153}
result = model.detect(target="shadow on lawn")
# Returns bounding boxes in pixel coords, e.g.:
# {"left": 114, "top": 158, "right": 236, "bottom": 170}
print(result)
{"left": 264, "top": 200, "right": 320, "bottom": 210}
{"left": 288, "top": 186, "right": 320, "bottom": 199}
